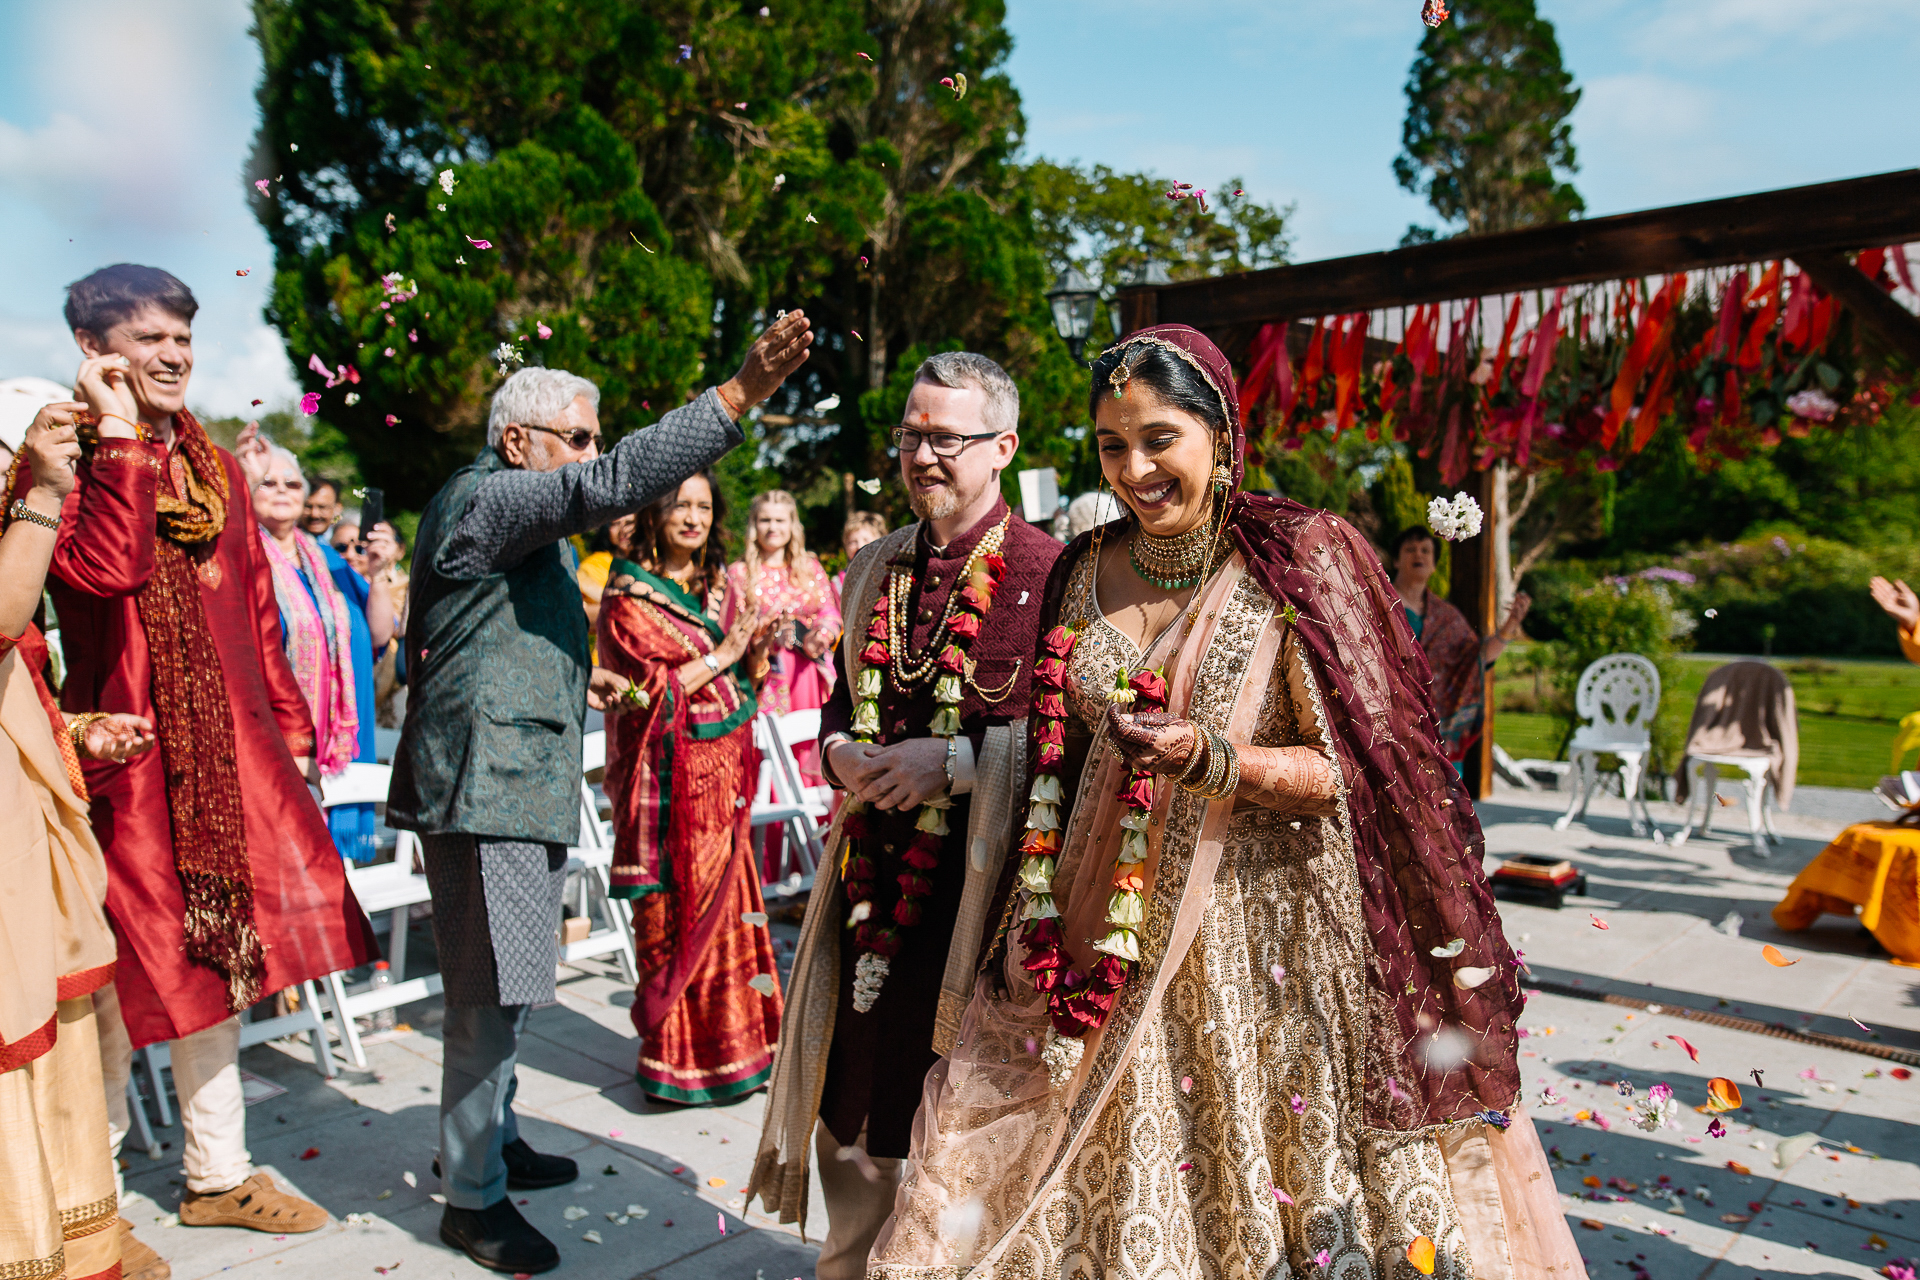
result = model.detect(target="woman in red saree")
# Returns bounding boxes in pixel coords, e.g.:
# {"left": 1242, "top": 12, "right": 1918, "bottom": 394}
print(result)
{"left": 601, "top": 472, "right": 785, "bottom": 1104}
{"left": 1390, "top": 526, "right": 1529, "bottom": 765}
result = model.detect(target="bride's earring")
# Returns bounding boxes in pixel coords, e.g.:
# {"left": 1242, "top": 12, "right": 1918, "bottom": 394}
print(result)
{"left": 1210, "top": 435, "right": 1232, "bottom": 490}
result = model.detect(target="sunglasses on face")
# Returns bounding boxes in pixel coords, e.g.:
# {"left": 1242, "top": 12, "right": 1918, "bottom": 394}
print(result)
{"left": 891, "top": 427, "right": 1001, "bottom": 458}
{"left": 258, "top": 478, "right": 303, "bottom": 491}
{"left": 518, "top": 422, "right": 601, "bottom": 451}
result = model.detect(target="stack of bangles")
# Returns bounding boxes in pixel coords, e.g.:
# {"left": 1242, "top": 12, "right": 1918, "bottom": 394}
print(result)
{"left": 66, "top": 711, "right": 109, "bottom": 753}
{"left": 1175, "top": 724, "right": 1240, "bottom": 801}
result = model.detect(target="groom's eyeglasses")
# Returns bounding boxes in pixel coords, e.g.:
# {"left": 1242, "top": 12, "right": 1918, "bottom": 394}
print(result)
{"left": 517, "top": 422, "right": 601, "bottom": 450}
{"left": 892, "top": 427, "right": 1001, "bottom": 458}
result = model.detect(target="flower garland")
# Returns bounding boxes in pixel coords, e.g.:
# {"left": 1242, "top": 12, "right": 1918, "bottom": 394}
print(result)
{"left": 1014, "top": 625, "right": 1170, "bottom": 1051}
{"left": 840, "top": 541, "right": 1006, "bottom": 1013}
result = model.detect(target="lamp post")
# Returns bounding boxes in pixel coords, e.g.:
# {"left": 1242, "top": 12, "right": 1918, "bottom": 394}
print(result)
{"left": 1046, "top": 267, "right": 1100, "bottom": 362}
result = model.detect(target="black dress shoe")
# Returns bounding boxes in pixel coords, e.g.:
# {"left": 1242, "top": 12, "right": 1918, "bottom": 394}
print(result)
{"left": 439, "top": 1198, "right": 559, "bottom": 1275}
{"left": 433, "top": 1139, "right": 579, "bottom": 1191}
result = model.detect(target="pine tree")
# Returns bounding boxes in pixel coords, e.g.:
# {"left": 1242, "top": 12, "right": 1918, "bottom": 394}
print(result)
{"left": 1392, "top": 0, "right": 1585, "bottom": 236}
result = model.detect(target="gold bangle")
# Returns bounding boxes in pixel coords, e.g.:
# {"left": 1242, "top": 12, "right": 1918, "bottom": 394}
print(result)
{"left": 98, "top": 412, "right": 150, "bottom": 442}
{"left": 66, "top": 712, "right": 109, "bottom": 755}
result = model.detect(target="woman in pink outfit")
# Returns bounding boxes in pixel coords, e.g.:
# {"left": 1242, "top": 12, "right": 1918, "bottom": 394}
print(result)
{"left": 724, "top": 491, "right": 840, "bottom": 783}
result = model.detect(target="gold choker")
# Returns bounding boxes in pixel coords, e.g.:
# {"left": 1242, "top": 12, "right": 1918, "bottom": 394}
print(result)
{"left": 1129, "top": 509, "right": 1215, "bottom": 590}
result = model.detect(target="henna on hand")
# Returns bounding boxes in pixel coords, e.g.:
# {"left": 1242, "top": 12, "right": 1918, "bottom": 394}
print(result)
{"left": 1233, "top": 744, "right": 1338, "bottom": 814}
{"left": 1107, "top": 709, "right": 1199, "bottom": 776}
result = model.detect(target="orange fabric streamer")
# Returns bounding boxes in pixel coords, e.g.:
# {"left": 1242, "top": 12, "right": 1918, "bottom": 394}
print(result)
{"left": 1332, "top": 312, "right": 1368, "bottom": 432}
{"left": 1735, "top": 262, "right": 1782, "bottom": 372}
{"left": 1601, "top": 273, "right": 1685, "bottom": 449}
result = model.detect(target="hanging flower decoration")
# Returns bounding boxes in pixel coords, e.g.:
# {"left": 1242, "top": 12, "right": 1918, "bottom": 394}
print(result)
{"left": 841, "top": 538, "right": 1006, "bottom": 1012}
{"left": 1016, "top": 639, "right": 1168, "bottom": 1050}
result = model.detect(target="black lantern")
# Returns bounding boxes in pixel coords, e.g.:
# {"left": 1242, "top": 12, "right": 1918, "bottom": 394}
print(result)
{"left": 1046, "top": 267, "right": 1099, "bottom": 361}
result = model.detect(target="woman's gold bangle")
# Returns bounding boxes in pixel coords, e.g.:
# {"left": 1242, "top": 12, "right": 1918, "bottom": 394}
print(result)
{"left": 66, "top": 712, "right": 109, "bottom": 755}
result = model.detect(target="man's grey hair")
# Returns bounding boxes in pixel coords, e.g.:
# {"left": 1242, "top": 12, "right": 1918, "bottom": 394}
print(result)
{"left": 913, "top": 351, "right": 1019, "bottom": 436}
{"left": 252, "top": 443, "right": 307, "bottom": 496}
{"left": 487, "top": 366, "right": 602, "bottom": 449}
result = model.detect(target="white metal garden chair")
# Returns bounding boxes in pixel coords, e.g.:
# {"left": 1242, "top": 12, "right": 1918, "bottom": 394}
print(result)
{"left": 1552, "top": 653, "right": 1663, "bottom": 840}
{"left": 752, "top": 708, "right": 830, "bottom": 892}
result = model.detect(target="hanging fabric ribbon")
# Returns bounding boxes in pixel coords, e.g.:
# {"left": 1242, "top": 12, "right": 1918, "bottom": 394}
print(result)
{"left": 1601, "top": 273, "right": 1685, "bottom": 449}
{"left": 1332, "top": 311, "right": 1368, "bottom": 432}
{"left": 1735, "top": 262, "right": 1783, "bottom": 372}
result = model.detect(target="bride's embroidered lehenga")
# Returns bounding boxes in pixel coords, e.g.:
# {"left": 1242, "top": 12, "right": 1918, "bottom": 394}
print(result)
{"left": 869, "top": 326, "right": 1584, "bottom": 1280}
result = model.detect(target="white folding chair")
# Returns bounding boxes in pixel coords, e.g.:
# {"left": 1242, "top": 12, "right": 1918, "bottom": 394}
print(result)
{"left": 750, "top": 709, "right": 830, "bottom": 890}
{"left": 315, "top": 762, "right": 441, "bottom": 1070}
{"left": 1552, "top": 653, "right": 1663, "bottom": 840}
{"left": 562, "top": 743, "right": 640, "bottom": 982}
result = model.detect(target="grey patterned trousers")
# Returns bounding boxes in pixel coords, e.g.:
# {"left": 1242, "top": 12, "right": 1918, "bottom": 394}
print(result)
{"left": 420, "top": 833, "right": 568, "bottom": 1007}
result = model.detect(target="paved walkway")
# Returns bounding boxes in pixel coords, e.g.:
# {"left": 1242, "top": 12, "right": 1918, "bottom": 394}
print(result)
{"left": 123, "top": 781, "right": 1920, "bottom": 1279}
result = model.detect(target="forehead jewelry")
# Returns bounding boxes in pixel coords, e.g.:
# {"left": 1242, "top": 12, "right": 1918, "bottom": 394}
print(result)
{"left": 1108, "top": 352, "right": 1134, "bottom": 399}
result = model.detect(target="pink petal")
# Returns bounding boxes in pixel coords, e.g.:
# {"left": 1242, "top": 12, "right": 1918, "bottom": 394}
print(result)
{"left": 1176, "top": 1161, "right": 1193, "bottom": 1172}
{"left": 1270, "top": 1184, "right": 1294, "bottom": 1205}
{"left": 1270, "top": 963, "right": 1286, "bottom": 985}
{"left": 1289, "top": 1094, "right": 1305, "bottom": 1115}
{"left": 307, "top": 353, "right": 330, "bottom": 377}
{"left": 717, "top": 1213, "right": 725, "bottom": 1234}
{"left": 1670, "top": 1035, "right": 1699, "bottom": 1062}
{"left": 384, "top": 414, "right": 399, "bottom": 427}
{"left": 384, "top": 347, "right": 396, "bottom": 357}
{"left": 299, "top": 392, "right": 320, "bottom": 415}
{"left": 254, "top": 179, "right": 271, "bottom": 196}
{"left": 408, "top": 330, "right": 418, "bottom": 342}
{"left": 1589, "top": 914, "right": 1610, "bottom": 930}
{"left": 536, "top": 322, "right": 552, "bottom": 339}
{"left": 465, "top": 235, "right": 493, "bottom": 250}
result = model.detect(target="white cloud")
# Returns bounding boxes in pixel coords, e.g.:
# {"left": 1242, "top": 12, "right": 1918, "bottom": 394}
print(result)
{"left": 0, "top": 311, "right": 298, "bottom": 423}
{"left": 1626, "top": 0, "right": 1920, "bottom": 62}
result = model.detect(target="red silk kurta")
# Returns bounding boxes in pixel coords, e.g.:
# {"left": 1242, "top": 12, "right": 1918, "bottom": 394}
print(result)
{"left": 39, "top": 437, "right": 376, "bottom": 1048}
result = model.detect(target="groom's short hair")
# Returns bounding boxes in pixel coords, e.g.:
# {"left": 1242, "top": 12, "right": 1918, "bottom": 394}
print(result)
{"left": 65, "top": 264, "right": 199, "bottom": 335}
{"left": 913, "top": 351, "right": 1019, "bottom": 436}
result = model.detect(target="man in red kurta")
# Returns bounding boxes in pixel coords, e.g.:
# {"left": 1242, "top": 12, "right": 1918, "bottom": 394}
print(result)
{"left": 43, "top": 265, "right": 376, "bottom": 1235}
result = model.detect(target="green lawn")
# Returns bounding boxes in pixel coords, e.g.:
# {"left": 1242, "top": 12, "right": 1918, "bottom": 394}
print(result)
{"left": 1492, "top": 653, "right": 1920, "bottom": 790}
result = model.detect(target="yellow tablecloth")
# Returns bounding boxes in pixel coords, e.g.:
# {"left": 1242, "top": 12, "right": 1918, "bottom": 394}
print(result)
{"left": 1773, "top": 820, "right": 1920, "bottom": 964}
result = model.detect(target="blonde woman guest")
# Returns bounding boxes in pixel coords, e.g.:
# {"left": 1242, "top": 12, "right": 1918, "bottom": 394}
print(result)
{"left": 831, "top": 511, "right": 888, "bottom": 606}
{"left": 723, "top": 491, "right": 840, "bottom": 773}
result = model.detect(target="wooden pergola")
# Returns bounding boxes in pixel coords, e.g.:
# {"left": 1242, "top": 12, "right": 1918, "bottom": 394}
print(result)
{"left": 1116, "top": 168, "right": 1920, "bottom": 797}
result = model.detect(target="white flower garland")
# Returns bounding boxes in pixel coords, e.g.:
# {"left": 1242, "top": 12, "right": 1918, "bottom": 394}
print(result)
{"left": 1426, "top": 491, "right": 1484, "bottom": 542}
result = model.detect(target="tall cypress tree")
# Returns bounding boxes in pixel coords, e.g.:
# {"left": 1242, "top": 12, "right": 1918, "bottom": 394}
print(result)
{"left": 1393, "top": 0, "right": 1585, "bottom": 236}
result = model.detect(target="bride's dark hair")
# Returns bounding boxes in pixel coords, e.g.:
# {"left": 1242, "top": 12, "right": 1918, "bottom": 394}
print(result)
{"left": 1086, "top": 342, "right": 1231, "bottom": 436}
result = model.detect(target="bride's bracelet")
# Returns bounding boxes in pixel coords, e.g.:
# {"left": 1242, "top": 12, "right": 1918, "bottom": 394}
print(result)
{"left": 1174, "top": 725, "right": 1211, "bottom": 786}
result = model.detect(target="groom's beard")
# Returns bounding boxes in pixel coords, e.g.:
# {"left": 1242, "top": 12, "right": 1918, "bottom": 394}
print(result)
{"left": 906, "top": 462, "right": 989, "bottom": 522}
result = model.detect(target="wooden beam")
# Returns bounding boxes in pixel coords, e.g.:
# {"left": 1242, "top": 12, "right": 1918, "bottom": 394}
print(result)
{"left": 1119, "top": 169, "right": 1920, "bottom": 330}
{"left": 1793, "top": 249, "right": 1920, "bottom": 365}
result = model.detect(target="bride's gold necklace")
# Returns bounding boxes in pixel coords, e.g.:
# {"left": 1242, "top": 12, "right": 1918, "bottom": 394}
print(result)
{"left": 1128, "top": 505, "right": 1216, "bottom": 590}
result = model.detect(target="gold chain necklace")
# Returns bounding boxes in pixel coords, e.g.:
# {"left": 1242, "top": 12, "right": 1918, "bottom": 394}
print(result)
{"left": 1128, "top": 506, "right": 1216, "bottom": 589}
{"left": 886, "top": 514, "right": 1011, "bottom": 688}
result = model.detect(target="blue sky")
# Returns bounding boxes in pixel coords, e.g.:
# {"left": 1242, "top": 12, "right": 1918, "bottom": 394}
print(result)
{"left": 1, "top": 0, "right": 1914, "bottom": 416}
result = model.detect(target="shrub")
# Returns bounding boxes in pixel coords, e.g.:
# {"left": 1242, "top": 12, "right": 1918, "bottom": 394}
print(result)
{"left": 1547, "top": 579, "right": 1690, "bottom": 779}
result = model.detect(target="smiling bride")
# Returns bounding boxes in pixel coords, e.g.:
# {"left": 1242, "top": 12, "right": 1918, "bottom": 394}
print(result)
{"left": 866, "top": 325, "right": 1585, "bottom": 1280}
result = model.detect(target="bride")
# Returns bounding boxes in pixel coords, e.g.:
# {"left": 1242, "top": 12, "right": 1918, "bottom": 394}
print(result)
{"left": 868, "top": 325, "right": 1583, "bottom": 1279}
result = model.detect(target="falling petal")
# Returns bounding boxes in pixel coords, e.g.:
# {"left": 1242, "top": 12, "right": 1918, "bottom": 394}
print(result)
{"left": 385, "top": 212, "right": 395, "bottom": 233}
{"left": 1180, "top": 1076, "right": 1193, "bottom": 1094}
{"left": 1270, "top": 1184, "right": 1294, "bottom": 1205}
{"left": 678, "top": 44, "right": 692, "bottom": 61}
{"left": 1670, "top": 1035, "right": 1700, "bottom": 1062}
{"left": 1706, "top": 1117, "right": 1726, "bottom": 1138}
{"left": 742, "top": 911, "right": 768, "bottom": 926}
{"left": 735, "top": 102, "right": 747, "bottom": 110}
{"left": 1289, "top": 1094, "right": 1305, "bottom": 1115}
{"left": 953, "top": 72, "right": 968, "bottom": 99}
{"left": 299, "top": 392, "right": 321, "bottom": 415}
{"left": 236, "top": 268, "right": 250, "bottom": 276}
{"left": 856, "top": 52, "right": 872, "bottom": 61}
{"left": 1706, "top": 1077, "right": 1743, "bottom": 1111}
{"left": 747, "top": 973, "right": 776, "bottom": 997}
{"left": 251, "top": 399, "right": 263, "bottom": 407}
{"left": 1176, "top": 1161, "right": 1193, "bottom": 1172}
{"left": 1387, "top": 1076, "right": 1410, "bottom": 1102}
{"left": 1849, "top": 1013, "right": 1872, "bottom": 1032}
{"left": 385, "top": 414, "right": 399, "bottom": 427}
{"left": 1430, "top": 938, "right": 1466, "bottom": 958}
{"left": 851, "top": 329, "right": 863, "bottom": 341}
{"left": 1750, "top": 1068, "right": 1765, "bottom": 1087}
{"left": 859, "top": 255, "right": 870, "bottom": 268}
{"left": 1315, "top": 1249, "right": 1330, "bottom": 1268}
{"left": 1407, "top": 1235, "right": 1437, "bottom": 1275}
{"left": 1761, "top": 944, "right": 1798, "bottom": 967}
{"left": 1453, "top": 966, "right": 1496, "bottom": 990}
{"left": 1270, "top": 963, "right": 1286, "bottom": 985}
{"left": 465, "top": 235, "right": 493, "bottom": 250}
{"left": 1589, "top": 914, "right": 1610, "bottom": 930}
{"left": 814, "top": 393, "right": 841, "bottom": 413}
{"left": 856, "top": 478, "right": 882, "bottom": 494}
{"left": 939, "top": 76, "right": 955, "bottom": 89}
{"left": 805, "top": 212, "right": 819, "bottom": 224}
{"left": 536, "top": 322, "right": 553, "bottom": 339}
{"left": 630, "top": 232, "right": 655, "bottom": 253}
{"left": 717, "top": 1214, "right": 726, "bottom": 1234}
{"left": 254, "top": 179, "right": 271, "bottom": 196}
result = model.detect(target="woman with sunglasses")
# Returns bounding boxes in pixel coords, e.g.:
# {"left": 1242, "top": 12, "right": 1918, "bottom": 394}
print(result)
{"left": 245, "top": 440, "right": 396, "bottom": 861}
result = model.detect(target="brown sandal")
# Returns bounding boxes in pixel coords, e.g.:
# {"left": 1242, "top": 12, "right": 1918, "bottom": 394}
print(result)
{"left": 118, "top": 1217, "right": 172, "bottom": 1280}
{"left": 179, "top": 1172, "right": 328, "bottom": 1233}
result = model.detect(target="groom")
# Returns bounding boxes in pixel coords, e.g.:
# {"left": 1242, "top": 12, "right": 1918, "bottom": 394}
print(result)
{"left": 750, "top": 352, "right": 1061, "bottom": 1280}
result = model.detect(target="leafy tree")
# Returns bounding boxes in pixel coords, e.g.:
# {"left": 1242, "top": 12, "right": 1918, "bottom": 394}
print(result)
{"left": 250, "top": 0, "right": 1082, "bottom": 519}
{"left": 1393, "top": 0, "right": 1585, "bottom": 236}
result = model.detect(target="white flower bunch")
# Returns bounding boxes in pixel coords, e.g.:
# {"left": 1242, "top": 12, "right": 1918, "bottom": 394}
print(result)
{"left": 851, "top": 951, "right": 890, "bottom": 1013}
{"left": 1785, "top": 388, "right": 1839, "bottom": 422}
{"left": 1426, "top": 492, "right": 1484, "bottom": 542}
{"left": 438, "top": 168, "right": 457, "bottom": 196}
{"left": 1040, "top": 1028, "right": 1084, "bottom": 1090}
{"left": 1633, "top": 1082, "right": 1677, "bottom": 1133}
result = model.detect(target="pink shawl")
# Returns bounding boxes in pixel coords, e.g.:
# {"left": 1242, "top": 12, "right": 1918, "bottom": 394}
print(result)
{"left": 260, "top": 530, "right": 360, "bottom": 776}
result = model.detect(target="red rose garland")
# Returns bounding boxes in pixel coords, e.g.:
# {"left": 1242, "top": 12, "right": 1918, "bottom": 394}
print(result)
{"left": 1014, "top": 627, "right": 1169, "bottom": 1043}
{"left": 841, "top": 547, "right": 1006, "bottom": 1011}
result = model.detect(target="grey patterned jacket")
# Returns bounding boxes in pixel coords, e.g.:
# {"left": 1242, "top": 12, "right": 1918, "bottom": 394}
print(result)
{"left": 387, "top": 389, "right": 742, "bottom": 845}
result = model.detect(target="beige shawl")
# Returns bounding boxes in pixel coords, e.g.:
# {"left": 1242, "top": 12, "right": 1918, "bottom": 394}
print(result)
{"left": 0, "top": 650, "right": 116, "bottom": 1049}
{"left": 747, "top": 526, "right": 1026, "bottom": 1234}
{"left": 1673, "top": 660, "right": 1799, "bottom": 810}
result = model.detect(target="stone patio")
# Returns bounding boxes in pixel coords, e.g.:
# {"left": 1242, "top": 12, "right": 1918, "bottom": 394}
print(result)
{"left": 120, "top": 779, "right": 1920, "bottom": 1279}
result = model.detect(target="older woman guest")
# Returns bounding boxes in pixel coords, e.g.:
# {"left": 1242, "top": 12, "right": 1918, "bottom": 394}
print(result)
{"left": 600, "top": 471, "right": 784, "bottom": 1103}
{"left": 245, "top": 440, "right": 395, "bottom": 859}
{"left": 831, "top": 511, "right": 888, "bottom": 606}
{"left": 1390, "top": 524, "right": 1529, "bottom": 768}
{"left": 724, "top": 490, "right": 839, "bottom": 774}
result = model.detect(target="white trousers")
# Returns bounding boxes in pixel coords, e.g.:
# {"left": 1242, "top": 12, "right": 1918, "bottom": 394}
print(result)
{"left": 95, "top": 983, "right": 253, "bottom": 1195}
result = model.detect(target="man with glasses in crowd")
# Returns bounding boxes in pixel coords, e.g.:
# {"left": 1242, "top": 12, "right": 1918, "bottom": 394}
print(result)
{"left": 750, "top": 352, "right": 1062, "bottom": 1279}
{"left": 389, "top": 313, "right": 812, "bottom": 1275}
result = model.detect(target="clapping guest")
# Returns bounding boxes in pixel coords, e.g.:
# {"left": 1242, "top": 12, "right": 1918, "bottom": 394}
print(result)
{"left": 599, "top": 472, "right": 785, "bottom": 1103}
{"left": 242, "top": 440, "right": 396, "bottom": 860}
